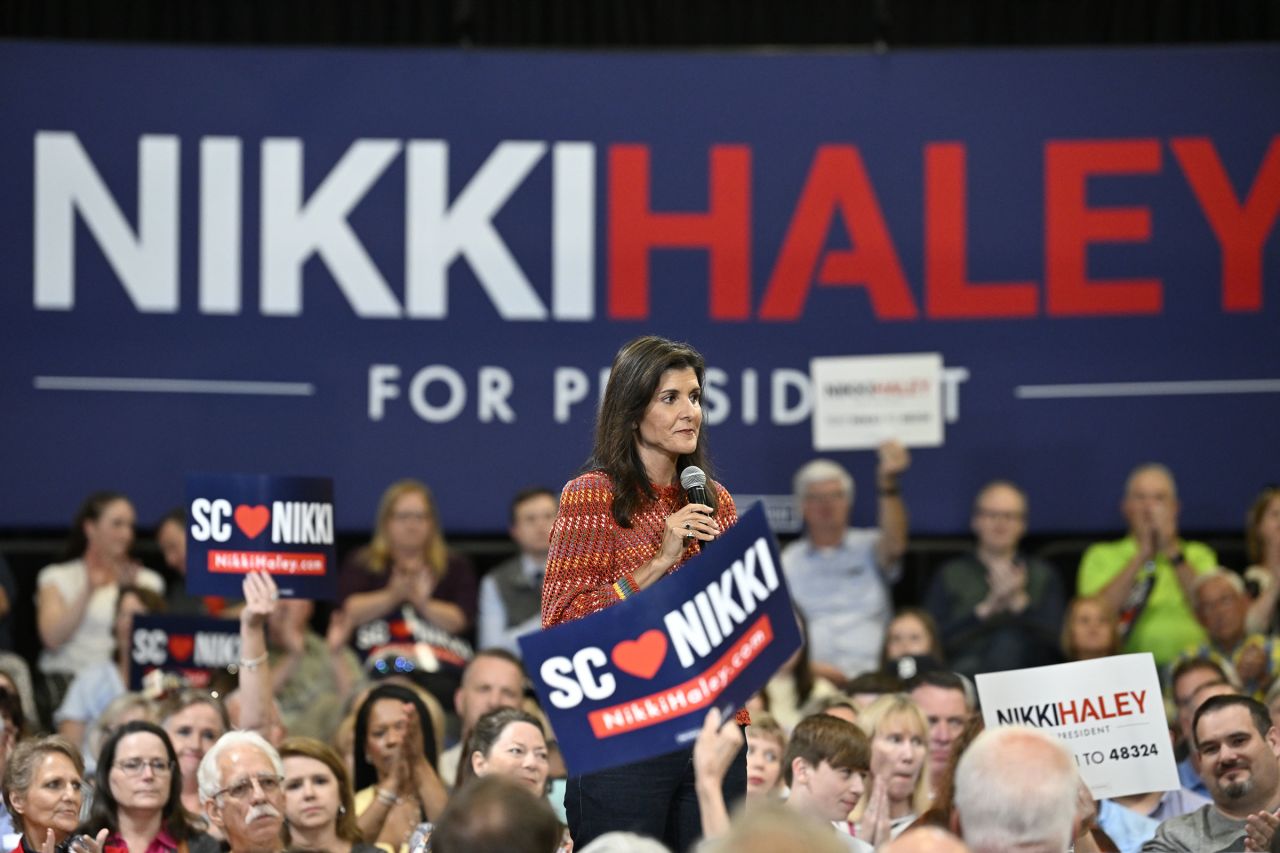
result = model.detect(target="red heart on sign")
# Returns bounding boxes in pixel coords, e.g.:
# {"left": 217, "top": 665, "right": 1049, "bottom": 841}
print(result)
{"left": 234, "top": 505, "right": 270, "bottom": 539}
{"left": 389, "top": 620, "right": 412, "bottom": 639}
{"left": 169, "top": 635, "right": 195, "bottom": 662}
{"left": 611, "top": 630, "right": 668, "bottom": 679}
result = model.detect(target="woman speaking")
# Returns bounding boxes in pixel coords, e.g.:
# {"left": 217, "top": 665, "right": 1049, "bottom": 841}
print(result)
{"left": 541, "top": 335, "right": 746, "bottom": 852}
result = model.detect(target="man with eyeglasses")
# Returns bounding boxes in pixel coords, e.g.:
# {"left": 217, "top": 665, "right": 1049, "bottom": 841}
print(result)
{"left": 923, "top": 480, "right": 1065, "bottom": 676}
{"left": 780, "top": 442, "right": 911, "bottom": 681}
{"left": 196, "top": 730, "right": 285, "bottom": 853}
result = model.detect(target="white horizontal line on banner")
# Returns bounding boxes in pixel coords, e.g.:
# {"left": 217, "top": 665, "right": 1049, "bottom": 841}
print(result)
{"left": 33, "top": 376, "right": 315, "bottom": 396}
{"left": 1014, "top": 379, "right": 1280, "bottom": 399}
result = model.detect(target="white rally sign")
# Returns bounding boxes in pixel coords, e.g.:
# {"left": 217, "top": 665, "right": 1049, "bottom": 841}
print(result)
{"left": 976, "top": 654, "right": 1179, "bottom": 799}
{"left": 810, "top": 353, "right": 943, "bottom": 450}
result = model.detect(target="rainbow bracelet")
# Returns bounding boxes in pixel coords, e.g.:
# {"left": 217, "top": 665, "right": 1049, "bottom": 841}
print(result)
{"left": 612, "top": 573, "right": 639, "bottom": 600}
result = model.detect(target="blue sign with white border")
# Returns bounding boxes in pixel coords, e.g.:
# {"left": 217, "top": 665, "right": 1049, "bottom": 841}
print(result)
{"left": 184, "top": 473, "right": 338, "bottom": 599}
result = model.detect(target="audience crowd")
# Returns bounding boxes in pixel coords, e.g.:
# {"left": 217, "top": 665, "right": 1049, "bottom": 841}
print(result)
{"left": 0, "top": 460, "right": 1273, "bottom": 853}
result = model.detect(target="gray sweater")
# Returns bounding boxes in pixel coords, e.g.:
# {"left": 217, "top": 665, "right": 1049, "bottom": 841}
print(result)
{"left": 1141, "top": 804, "right": 1248, "bottom": 852}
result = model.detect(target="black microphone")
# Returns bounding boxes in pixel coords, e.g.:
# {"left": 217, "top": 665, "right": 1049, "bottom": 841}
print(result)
{"left": 680, "top": 466, "right": 711, "bottom": 509}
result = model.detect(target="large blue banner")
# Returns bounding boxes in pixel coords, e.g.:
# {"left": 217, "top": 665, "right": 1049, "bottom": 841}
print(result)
{"left": 1, "top": 43, "right": 1277, "bottom": 534}
{"left": 519, "top": 505, "right": 801, "bottom": 776}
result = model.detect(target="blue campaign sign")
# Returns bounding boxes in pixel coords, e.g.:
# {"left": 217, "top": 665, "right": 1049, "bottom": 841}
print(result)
{"left": 519, "top": 504, "right": 801, "bottom": 776}
{"left": 184, "top": 473, "right": 337, "bottom": 599}
{"left": 1, "top": 42, "right": 1278, "bottom": 535}
{"left": 129, "top": 614, "right": 242, "bottom": 691}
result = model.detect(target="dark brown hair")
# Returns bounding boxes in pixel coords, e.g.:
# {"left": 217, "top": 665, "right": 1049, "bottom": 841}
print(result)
{"left": 1247, "top": 486, "right": 1280, "bottom": 564}
{"left": 83, "top": 721, "right": 199, "bottom": 842}
{"left": 588, "top": 336, "right": 718, "bottom": 527}
{"left": 65, "top": 491, "right": 131, "bottom": 559}
{"left": 783, "top": 714, "right": 869, "bottom": 786}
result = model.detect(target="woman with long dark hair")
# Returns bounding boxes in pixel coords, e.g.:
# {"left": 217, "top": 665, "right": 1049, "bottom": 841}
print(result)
{"left": 81, "top": 721, "right": 216, "bottom": 852}
{"left": 351, "top": 684, "right": 446, "bottom": 852}
{"left": 541, "top": 335, "right": 745, "bottom": 852}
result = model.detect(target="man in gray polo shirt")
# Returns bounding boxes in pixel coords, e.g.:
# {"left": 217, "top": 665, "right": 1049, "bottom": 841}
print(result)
{"left": 780, "top": 441, "right": 910, "bottom": 680}
{"left": 1144, "top": 694, "right": 1280, "bottom": 851}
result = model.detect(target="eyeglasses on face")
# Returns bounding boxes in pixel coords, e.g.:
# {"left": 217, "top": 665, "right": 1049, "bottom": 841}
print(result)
{"left": 114, "top": 758, "right": 175, "bottom": 777}
{"left": 215, "top": 773, "right": 284, "bottom": 801}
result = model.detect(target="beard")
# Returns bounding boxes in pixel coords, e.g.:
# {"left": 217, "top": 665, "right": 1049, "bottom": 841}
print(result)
{"left": 1220, "top": 771, "right": 1254, "bottom": 800}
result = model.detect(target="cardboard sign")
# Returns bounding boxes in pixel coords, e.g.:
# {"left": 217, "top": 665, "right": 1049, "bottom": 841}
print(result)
{"left": 185, "top": 473, "right": 337, "bottom": 599}
{"left": 519, "top": 504, "right": 802, "bottom": 777}
{"left": 976, "top": 654, "right": 1179, "bottom": 799}
{"left": 129, "top": 614, "right": 242, "bottom": 690}
{"left": 810, "top": 353, "right": 943, "bottom": 450}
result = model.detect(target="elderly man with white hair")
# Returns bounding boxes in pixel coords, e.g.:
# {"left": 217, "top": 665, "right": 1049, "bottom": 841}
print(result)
{"left": 780, "top": 442, "right": 910, "bottom": 679}
{"left": 197, "top": 730, "right": 286, "bottom": 853}
{"left": 953, "top": 726, "right": 1096, "bottom": 853}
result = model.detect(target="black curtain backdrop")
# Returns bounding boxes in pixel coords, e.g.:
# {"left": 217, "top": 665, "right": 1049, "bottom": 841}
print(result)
{"left": 2, "top": 0, "right": 1278, "bottom": 47}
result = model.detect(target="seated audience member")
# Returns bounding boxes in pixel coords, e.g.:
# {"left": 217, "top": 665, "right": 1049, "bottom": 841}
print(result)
{"left": 1061, "top": 596, "right": 1121, "bottom": 661}
{"left": 924, "top": 481, "right": 1065, "bottom": 676}
{"left": 754, "top": 610, "right": 842, "bottom": 731}
{"left": 1176, "top": 570, "right": 1280, "bottom": 699}
{"left": 698, "top": 801, "right": 856, "bottom": 853}
{"left": 3, "top": 736, "right": 109, "bottom": 853}
{"left": 574, "top": 832, "right": 669, "bottom": 853}
{"left": 279, "top": 737, "right": 380, "bottom": 853}
{"left": 56, "top": 585, "right": 165, "bottom": 767}
{"left": 1244, "top": 486, "right": 1280, "bottom": 635}
{"left": 0, "top": 691, "right": 22, "bottom": 842}
{"left": 782, "top": 714, "right": 874, "bottom": 851}
{"left": 910, "top": 713, "right": 984, "bottom": 831}
{"left": 154, "top": 508, "right": 220, "bottom": 616}
{"left": 1168, "top": 658, "right": 1234, "bottom": 797}
{"left": 84, "top": 693, "right": 157, "bottom": 784}
{"left": 436, "top": 650, "right": 526, "bottom": 786}
{"left": 458, "top": 707, "right": 569, "bottom": 851}
{"left": 0, "top": 661, "right": 39, "bottom": 736}
{"left": 851, "top": 695, "right": 930, "bottom": 844}
{"left": 351, "top": 683, "right": 447, "bottom": 850}
{"left": 342, "top": 481, "right": 478, "bottom": 711}
{"left": 431, "top": 776, "right": 562, "bottom": 853}
{"left": 1143, "top": 694, "right": 1280, "bottom": 851}
{"left": 844, "top": 673, "right": 905, "bottom": 712}
{"left": 799, "top": 694, "right": 860, "bottom": 725}
{"left": 262, "top": 596, "right": 363, "bottom": 741}
{"left": 0, "top": 554, "right": 13, "bottom": 655}
{"left": 83, "top": 720, "right": 217, "bottom": 853}
{"left": 745, "top": 713, "right": 788, "bottom": 803}
{"left": 37, "top": 492, "right": 165, "bottom": 713}
{"left": 1077, "top": 464, "right": 1217, "bottom": 667}
{"left": 158, "top": 690, "right": 230, "bottom": 820}
{"left": 781, "top": 445, "right": 911, "bottom": 681}
{"left": 197, "top": 731, "right": 286, "bottom": 853}
{"left": 906, "top": 672, "right": 972, "bottom": 800}
{"left": 880, "top": 610, "right": 944, "bottom": 676}
{"left": 952, "top": 726, "right": 1088, "bottom": 853}
{"left": 882, "top": 827, "right": 970, "bottom": 852}
{"left": 1265, "top": 679, "right": 1280, "bottom": 732}
{"left": 477, "top": 488, "right": 558, "bottom": 655}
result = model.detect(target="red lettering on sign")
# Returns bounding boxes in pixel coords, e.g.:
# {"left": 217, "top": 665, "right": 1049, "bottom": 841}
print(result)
{"left": 607, "top": 144, "right": 752, "bottom": 320}
{"left": 925, "top": 142, "right": 1038, "bottom": 318}
{"left": 1171, "top": 136, "right": 1280, "bottom": 312}
{"left": 759, "top": 145, "right": 917, "bottom": 321}
{"left": 1044, "top": 139, "right": 1163, "bottom": 316}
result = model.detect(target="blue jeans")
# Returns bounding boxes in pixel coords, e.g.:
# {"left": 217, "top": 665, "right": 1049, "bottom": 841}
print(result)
{"left": 565, "top": 738, "right": 747, "bottom": 853}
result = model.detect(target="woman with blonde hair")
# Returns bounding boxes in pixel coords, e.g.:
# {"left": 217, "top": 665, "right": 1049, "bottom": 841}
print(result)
{"left": 1061, "top": 596, "right": 1121, "bottom": 661}
{"left": 851, "top": 694, "right": 930, "bottom": 845}
{"left": 279, "top": 737, "right": 379, "bottom": 853}
{"left": 341, "top": 480, "right": 477, "bottom": 639}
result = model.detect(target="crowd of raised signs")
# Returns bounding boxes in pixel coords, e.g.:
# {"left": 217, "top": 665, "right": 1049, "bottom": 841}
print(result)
{"left": 0, "top": 464, "right": 1276, "bottom": 853}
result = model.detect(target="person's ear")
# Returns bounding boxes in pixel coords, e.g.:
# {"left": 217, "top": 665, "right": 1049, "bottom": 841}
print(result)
{"left": 949, "top": 809, "right": 962, "bottom": 838}
{"left": 8, "top": 789, "right": 25, "bottom": 817}
{"left": 205, "top": 796, "right": 225, "bottom": 830}
{"left": 791, "top": 757, "right": 808, "bottom": 786}
{"left": 471, "top": 751, "right": 487, "bottom": 777}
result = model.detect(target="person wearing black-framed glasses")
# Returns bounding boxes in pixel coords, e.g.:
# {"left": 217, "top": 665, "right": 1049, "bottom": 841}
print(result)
{"left": 81, "top": 720, "right": 216, "bottom": 853}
